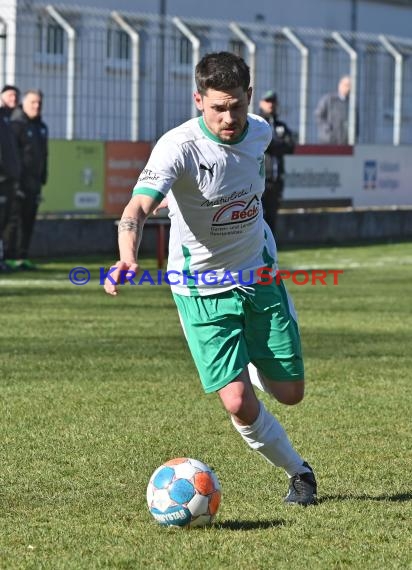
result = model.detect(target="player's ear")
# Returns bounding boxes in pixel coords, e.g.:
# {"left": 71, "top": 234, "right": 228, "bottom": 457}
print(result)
{"left": 194, "top": 91, "right": 203, "bottom": 111}
{"left": 247, "top": 86, "right": 253, "bottom": 105}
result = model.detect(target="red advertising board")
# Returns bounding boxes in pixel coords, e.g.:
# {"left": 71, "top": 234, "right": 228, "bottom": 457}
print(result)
{"left": 104, "top": 141, "right": 152, "bottom": 215}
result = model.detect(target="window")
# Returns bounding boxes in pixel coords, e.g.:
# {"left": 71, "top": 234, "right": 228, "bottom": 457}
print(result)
{"left": 178, "top": 36, "right": 191, "bottom": 66}
{"left": 107, "top": 28, "right": 130, "bottom": 61}
{"left": 36, "top": 18, "right": 64, "bottom": 56}
{"left": 229, "top": 39, "right": 244, "bottom": 59}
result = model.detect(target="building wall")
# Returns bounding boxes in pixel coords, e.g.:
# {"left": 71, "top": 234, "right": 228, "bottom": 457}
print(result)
{"left": 1, "top": 0, "right": 412, "bottom": 145}
{"left": 16, "top": 0, "right": 412, "bottom": 38}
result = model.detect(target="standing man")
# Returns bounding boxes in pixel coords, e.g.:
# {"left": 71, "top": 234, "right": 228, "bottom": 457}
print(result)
{"left": 5, "top": 89, "right": 48, "bottom": 270}
{"left": 0, "top": 84, "right": 21, "bottom": 272}
{"left": 259, "top": 90, "right": 295, "bottom": 237}
{"left": 0, "top": 99, "right": 20, "bottom": 272}
{"left": 105, "top": 52, "right": 317, "bottom": 506}
{"left": 315, "top": 75, "right": 352, "bottom": 144}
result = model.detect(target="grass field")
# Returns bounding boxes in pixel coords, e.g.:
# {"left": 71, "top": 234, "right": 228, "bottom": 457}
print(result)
{"left": 1, "top": 242, "right": 411, "bottom": 569}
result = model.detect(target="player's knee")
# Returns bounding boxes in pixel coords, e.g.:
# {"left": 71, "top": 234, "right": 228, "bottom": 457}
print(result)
{"left": 269, "top": 381, "right": 305, "bottom": 406}
{"left": 220, "top": 392, "right": 259, "bottom": 424}
{"left": 276, "top": 392, "right": 304, "bottom": 406}
{"left": 222, "top": 394, "right": 247, "bottom": 417}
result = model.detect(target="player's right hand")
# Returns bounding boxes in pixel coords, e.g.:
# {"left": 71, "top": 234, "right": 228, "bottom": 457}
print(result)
{"left": 153, "top": 197, "right": 168, "bottom": 215}
{"left": 104, "top": 260, "right": 139, "bottom": 296}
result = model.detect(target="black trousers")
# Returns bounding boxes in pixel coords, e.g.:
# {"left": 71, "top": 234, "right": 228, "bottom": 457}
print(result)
{"left": 4, "top": 182, "right": 41, "bottom": 260}
{"left": 0, "top": 179, "right": 16, "bottom": 261}
{"left": 262, "top": 177, "right": 283, "bottom": 238}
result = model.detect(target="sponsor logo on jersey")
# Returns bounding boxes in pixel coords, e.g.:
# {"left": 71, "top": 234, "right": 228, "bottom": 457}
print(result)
{"left": 138, "top": 168, "right": 160, "bottom": 183}
{"left": 199, "top": 162, "right": 216, "bottom": 177}
{"left": 212, "top": 195, "right": 259, "bottom": 226}
{"left": 201, "top": 188, "right": 250, "bottom": 208}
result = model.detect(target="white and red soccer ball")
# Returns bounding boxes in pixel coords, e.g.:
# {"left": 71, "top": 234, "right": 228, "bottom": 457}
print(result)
{"left": 146, "top": 457, "right": 221, "bottom": 528}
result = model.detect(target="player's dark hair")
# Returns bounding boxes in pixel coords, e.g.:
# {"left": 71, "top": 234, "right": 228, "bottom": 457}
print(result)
{"left": 195, "top": 52, "right": 250, "bottom": 95}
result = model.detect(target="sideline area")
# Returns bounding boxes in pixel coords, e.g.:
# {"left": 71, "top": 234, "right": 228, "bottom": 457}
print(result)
{"left": 29, "top": 207, "right": 412, "bottom": 262}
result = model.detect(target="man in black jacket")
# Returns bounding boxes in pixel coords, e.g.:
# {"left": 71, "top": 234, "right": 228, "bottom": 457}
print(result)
{"left": 5, "top": 89, "right": 48, "bottom": 270}
{"left": 259, "top": 90, "right": 295, "bottom": 237}
{"left": 0, "top": 103, "right": 21, "bottom": 272}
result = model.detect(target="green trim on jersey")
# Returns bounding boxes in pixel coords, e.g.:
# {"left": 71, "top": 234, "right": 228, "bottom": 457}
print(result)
{"left": 198, "top": 116, "right": 249, "bottom": 145}
{"left": 132, "top": 187, "right": 164, "bottom": 202}
{"left": 262, "top": 229, "right": 275, "bottom": 267}
{"left": 181, "top": 245, "right": 199, "bottom": 296}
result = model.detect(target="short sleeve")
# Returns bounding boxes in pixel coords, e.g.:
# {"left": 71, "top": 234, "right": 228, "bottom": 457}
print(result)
{"left": 132, "top": 136, "right": 185, "bottom": 201}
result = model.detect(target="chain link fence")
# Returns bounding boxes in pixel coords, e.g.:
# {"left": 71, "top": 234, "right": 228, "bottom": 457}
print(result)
{"left": 1, "top": 2, "right": 411, "bottom": 144}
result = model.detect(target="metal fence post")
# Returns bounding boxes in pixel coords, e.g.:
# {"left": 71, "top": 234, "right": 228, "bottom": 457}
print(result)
{"left": 46, "top": 5, "right": 76, "bottom": 140}
{"left": 111, "top": 11, "right": 140, "bottom": 142}
{"left": 331, "top": 31, "right": 358, "bottom": 145}
{"left": 0, "top": 17, "right": 6, "bottom": 88}
{"left": 228, "top": 22, "right": 256, "bottom": 111}
{"left": 172, "top": 17, "right": 200, "bottom": 118}
{"left": 379, "top": 35, "right": 403, "bottom": 146}
{"left": 282, "top": 27, "right": 308, "bottom": 144}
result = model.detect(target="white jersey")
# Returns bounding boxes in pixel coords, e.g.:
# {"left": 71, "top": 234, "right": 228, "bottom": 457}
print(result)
{"left": 133, "top": 114, "right": 278, "bottom": 296}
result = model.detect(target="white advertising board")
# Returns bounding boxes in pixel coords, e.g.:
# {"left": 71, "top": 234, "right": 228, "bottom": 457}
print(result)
{"left": 353, "top": 145, "right": 412, "bottom": 207}
{"left": 283, "top": 154, "right": 357, "bottom": 203}
{"left": 283, "top": 145, "right": 412, "bottom": 208}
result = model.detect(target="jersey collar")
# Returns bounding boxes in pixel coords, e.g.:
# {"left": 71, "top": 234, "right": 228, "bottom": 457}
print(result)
{"left": 198, "top": 116, "right": 249, "bottom": 145}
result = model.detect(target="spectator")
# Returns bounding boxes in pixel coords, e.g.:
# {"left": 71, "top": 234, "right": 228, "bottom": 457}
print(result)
{"left": 259, "top": 90, "right": 295, "bottom": 237}
{"left": 315, "top": 75, "right": 352, "bottom": 144}
{"left": 5, "top": 89, "right": 48, "bottom": 270}
{"left": 0, "top": 102, "right": 21, "bottom": 272}
{"left": 0, "top": 85, "right": 20, "bottom": 118}
{"left": 104, "top": 52, "right": 317, "bottom": 506}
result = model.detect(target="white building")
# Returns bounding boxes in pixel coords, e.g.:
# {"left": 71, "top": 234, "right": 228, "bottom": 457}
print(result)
{"left": 1, "top": 0, "right": 411, "bottom": 143}
{"left": 10, "top": 0, "right": 412, "bottom": 37}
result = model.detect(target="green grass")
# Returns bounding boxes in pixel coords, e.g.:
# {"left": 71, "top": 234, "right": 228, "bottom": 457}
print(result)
{"left": 1, "top": 242, "right": 411, "bottom": 569}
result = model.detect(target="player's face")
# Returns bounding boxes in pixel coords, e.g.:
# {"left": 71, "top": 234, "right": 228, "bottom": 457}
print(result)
{"left": 194, "top": 86, "right": 252, "bottom": 143}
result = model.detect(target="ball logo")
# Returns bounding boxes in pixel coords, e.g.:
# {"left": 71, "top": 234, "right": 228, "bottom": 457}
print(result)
{"left": 147, "top": 457, "right": 221, "bottom": 529}
{"left": 212, "top": 195, "right": 259, "bottom": 226}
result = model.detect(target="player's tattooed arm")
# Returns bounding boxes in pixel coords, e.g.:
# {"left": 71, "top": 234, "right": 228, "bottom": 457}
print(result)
{"left": 118, "top": 216, "right": 141, "bottom": 235}
{"left": 118, "top": 216, "right": 144, "bottom": 261}
{"left": 118, "top": 215, "right": 144, "bottom": 245}
{"left": 117, "top": 195, "right": 158, "bottom": 263}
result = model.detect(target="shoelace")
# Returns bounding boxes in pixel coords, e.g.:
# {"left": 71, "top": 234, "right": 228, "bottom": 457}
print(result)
{"left": 291, "top": 473, "right": 316, "bottom": 494}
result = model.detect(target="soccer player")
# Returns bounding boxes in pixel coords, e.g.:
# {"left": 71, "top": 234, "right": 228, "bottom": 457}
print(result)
{"left": 104, "top": 52, "right": 317, "bottom": 505}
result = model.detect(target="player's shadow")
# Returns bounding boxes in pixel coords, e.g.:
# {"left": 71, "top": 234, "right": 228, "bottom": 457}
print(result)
{"left": 216, "top": 519, "right": 286, "bottom": 531}
{"left": 318, "top": 492, "right": 412, "bottom": 503}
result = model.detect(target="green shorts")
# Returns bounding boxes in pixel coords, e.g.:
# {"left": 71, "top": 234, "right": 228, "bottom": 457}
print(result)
{"left": 173, "top": 281, "right": 304, "bottom": 393}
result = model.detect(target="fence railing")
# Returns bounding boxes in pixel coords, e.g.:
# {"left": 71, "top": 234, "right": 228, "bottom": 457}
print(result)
{"left": 1, "top": 2, "right": 411, "bottom": 145}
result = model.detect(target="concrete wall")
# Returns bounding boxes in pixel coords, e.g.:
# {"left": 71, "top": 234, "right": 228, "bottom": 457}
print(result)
{"left": 30, "top": 208, "right": 412, "bottom": 259}
{"left": 277, "top": 208, "right": 412, "bottom": 245}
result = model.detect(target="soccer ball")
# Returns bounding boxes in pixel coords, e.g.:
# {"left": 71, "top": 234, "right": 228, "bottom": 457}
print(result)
{"left": 146, "top": 457, "right": 221, "bottom": 528}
